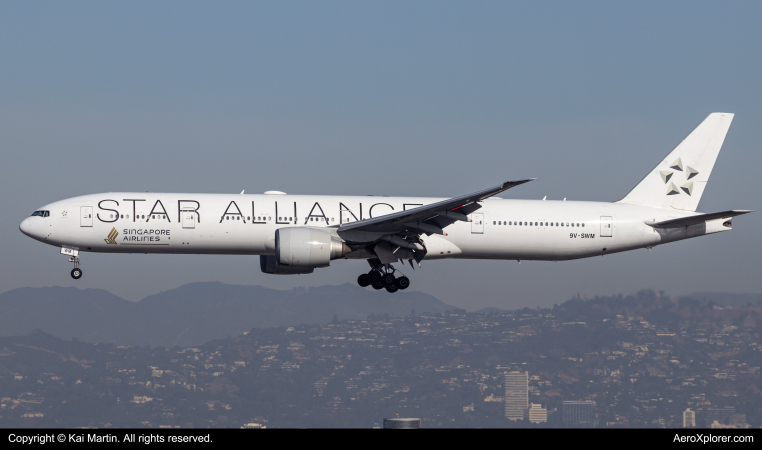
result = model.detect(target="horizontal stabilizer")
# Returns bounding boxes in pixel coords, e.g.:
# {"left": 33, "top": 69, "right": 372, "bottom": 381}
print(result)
{"left": 645, "top": 210, "right": 752, "bottom": 228}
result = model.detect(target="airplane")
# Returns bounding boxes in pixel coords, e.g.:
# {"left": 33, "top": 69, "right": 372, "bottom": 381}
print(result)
{"left": 19, "top": 112, "right": 751, "bottom": 293}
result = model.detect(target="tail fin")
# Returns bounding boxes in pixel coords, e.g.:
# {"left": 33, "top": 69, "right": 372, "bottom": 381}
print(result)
{"left": 617, "top": 113, "right": 734, "bottom": 211}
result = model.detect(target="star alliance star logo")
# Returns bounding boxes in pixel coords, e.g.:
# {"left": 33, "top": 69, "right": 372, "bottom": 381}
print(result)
{"left": 104, "top": 227, "right": 118, "bottom": 245}
{"left": 662, "top": 157, "right": 698, "bottom": 196}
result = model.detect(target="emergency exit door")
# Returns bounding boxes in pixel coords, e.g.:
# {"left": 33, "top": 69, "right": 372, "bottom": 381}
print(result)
{"left": 471, "top": 212, "right": 484, "bottom": 234}
{"left": 80, "top": 206, "right": 93, "bottom": 227}
{"left": 600, "top": 216, "right": 613, "bottom": 237}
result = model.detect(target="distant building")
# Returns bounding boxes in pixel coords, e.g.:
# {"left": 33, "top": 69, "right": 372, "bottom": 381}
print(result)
{"left": 483, "top": 394, "right": 502, "bottom": 402}
{"left": 241, "top": 423, "right": 266, "bottom": 429}
{"left": 562, "top": 401, "right": 595, "bottom": 427}
{"left": 683, "top": 408, "right": 696, "bottom": 428}
{"left": 504, "top": 371, "right": 528, "bottom": 421}
{"left": 132, "top": 395, "right": 153, "bottom": 404}
{"left": 702, "top": 406, "right": 735, "bottom": 427}
{"left": 729, "top": 414, "right": 749, "bottom": 428}
{"left": 710, "top": 420, "right": 749, "bottom": 429}
{"left": 383, "top": 418, "right": 421, "bottom": 429}
{"left": 528, "top": 403, "right": 547, "bottom": 423}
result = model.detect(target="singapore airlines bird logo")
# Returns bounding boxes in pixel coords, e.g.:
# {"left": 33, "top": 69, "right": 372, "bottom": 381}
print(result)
{"left": 104, "top": 227, "right": 118, "bottom": 245}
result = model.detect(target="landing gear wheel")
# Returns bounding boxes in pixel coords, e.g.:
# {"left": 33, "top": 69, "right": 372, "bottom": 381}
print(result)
{"left": 372, "top": 279, "right": 385, "bottom": 290}
{"left": 382, "top": 273, "right": 396, "bottom": 286}
{"left": 357, "top": 274, "right": 370, "bottom": 287}
{"left": 368, "top": 270, "right": 382, "bottom": 282}
{"left": 71, "top": 268, "right": 83, "bottom": 279}
{"left": 397, "top": 276, "right": 410, "bottom": 290}
{"left": 385, "top": 282, "right": 399, "bottom": 293}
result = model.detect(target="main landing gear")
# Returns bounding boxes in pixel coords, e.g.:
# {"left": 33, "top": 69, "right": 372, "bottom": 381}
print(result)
{"left": 357, "top": 264, "right": 410, "bottom": 294}
{"left": 69, "top": 256, "right": 82, "bottom": 279}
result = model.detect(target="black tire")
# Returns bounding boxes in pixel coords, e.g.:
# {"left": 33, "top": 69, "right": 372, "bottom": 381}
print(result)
{"left": 397, "top": 276, "right": 410, "bottom": 290}
{"left": 385, "top": 282, "right": 399, "bottom": 293}
{"left": 368, "top": 270, "right": 382, "bottom": 282}
{"left": 357, "top": 274, "right": 370, "bottom": 287}
{"left": 372, "top": 279, "right": 385, "bottom": 290}
{"left": 71, "top": 268, "right": 82, "bottom": 280}
{"left": 382, "top": 273, "right": 396, "bottom": 286}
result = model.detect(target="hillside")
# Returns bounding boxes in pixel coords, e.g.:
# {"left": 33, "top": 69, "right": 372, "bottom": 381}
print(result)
{"left": 0, "top": 282, "right": 454, "bottom": 347}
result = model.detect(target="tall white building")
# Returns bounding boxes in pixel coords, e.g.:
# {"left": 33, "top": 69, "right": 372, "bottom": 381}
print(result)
{"left": 683, "top": 408, "right": 696, "bottom": 428}
{"left": 504, "top": 371, "right": 528, "bottom": 421}
{"left": 528, "top": 403, "right": 547, "bottom": 423}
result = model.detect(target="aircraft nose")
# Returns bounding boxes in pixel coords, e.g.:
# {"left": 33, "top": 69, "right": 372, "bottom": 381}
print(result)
{"left": 19, "top": 217, "right": 31, "bottom": 237}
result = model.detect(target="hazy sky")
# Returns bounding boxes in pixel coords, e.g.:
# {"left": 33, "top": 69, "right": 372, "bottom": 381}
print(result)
{"left": 2, "top": 1, "right": 761, "bottom": 310}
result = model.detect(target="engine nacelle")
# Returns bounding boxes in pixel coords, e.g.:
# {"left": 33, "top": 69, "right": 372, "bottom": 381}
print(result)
{"left": 276, "top": 227, "right": 350, "bottom": 268}
{"left": 260, "top": 255, "right": 314, "bottom": 275}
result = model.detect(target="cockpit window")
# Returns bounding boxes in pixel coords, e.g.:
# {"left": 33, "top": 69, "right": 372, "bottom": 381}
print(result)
{"left": 30, "top": 210, "right": 50, "bottom": 217}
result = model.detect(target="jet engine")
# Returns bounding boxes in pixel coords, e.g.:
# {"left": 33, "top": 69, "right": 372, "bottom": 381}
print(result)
{"left": 259, "top": 255, "right": 314, "bottom": 275}
{"left": 276, "top": 227, "right": 350, "bottom": 269}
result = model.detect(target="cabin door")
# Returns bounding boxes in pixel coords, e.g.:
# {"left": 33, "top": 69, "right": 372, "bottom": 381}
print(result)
{"left": 80, "top": 206, "right": 93, "bottom": 227}
{"left": 600, "top": 216, "right": 613, "bottom": 237}
{"left": 471, "top": 212, "right": 484, "bottom": 234}
{"left": 182, "top": 210, "right": 196, "bottom": 229}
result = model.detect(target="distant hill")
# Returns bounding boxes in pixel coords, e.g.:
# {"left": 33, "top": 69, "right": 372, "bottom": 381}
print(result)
{"left": 682, "top": 292, "right": 762, "bottom": 308}
{"left": 0, "top": 282, "right": 455, "bottom": 347}
{"left": 470, "top": 307, "right": 510, "bottom": 314}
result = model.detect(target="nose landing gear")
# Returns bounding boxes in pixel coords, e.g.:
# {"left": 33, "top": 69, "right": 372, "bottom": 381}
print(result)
{"left": 357, "top": 263, "right": 410, "bottom": 293}
{"left": 69, "top": 256, "right": 82, "bottom": 279}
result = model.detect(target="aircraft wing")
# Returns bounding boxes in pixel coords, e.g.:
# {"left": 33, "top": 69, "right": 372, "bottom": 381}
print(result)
{"left": 338, "top": 179, "right": 535, "bottom": 235}
{"left": 645, "top": 210, "right": 753, "bottom": 228}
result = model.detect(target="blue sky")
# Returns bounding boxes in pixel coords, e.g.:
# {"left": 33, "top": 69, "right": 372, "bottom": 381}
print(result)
{"left": 2, "top": 1, "right": 761, "bottom": 309}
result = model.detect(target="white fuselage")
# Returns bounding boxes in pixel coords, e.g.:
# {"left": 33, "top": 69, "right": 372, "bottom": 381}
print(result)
{"left": 20, "top": 192, "right": 730, "bottom": 263}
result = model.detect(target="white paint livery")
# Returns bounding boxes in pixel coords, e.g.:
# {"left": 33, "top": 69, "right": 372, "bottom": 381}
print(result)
{"left": 19, "top": 113, "right": 751, "bottom": 291}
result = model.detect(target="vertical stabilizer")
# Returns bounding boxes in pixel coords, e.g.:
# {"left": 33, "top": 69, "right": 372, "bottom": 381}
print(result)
{"left": 617, "top": 113, "right": 733, "bottom": 211}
